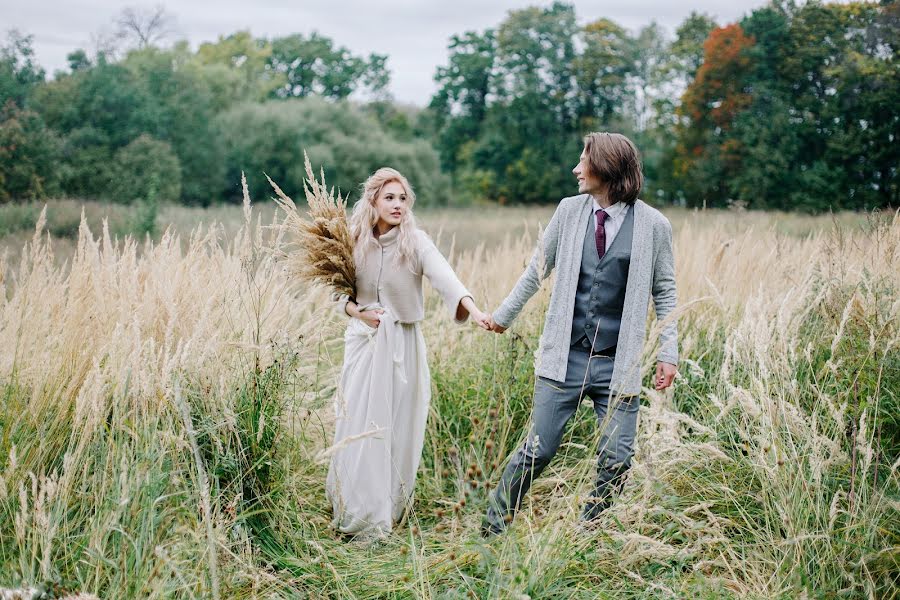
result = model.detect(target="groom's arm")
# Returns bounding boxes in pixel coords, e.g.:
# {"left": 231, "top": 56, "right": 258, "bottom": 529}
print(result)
{"left": 651, "top": 218, "right": 679, "bottom": 366}
{"left": 491, "top": 203, "right": 563, "bottom": 329}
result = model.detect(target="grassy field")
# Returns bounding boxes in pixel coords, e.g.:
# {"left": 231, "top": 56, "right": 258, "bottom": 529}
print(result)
{"left": 0, "top": 198, "right": 898, "bottom": 598}
{"left": 0, "top": 199, "right": 884, "bottom": 263}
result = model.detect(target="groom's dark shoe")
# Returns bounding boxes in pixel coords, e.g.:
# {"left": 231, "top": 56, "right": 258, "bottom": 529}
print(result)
{"left": 480, "top": 516, "right": 506, "bottom": 539}
{"left": 580, "top": 497, "right": 611, "bottom": 522}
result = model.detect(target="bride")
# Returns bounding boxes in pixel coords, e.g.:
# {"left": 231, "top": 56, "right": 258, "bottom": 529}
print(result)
{"left": 326, "top": 167, "right": 489, "bottom": 539}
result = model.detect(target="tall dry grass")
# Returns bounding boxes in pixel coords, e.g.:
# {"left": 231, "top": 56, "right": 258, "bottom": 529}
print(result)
{"left": 0, "top": 200, "right": 897, "bottom": 598}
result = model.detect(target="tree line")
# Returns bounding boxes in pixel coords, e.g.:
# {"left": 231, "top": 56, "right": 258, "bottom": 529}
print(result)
{"left": 0, "top": 25, "right": 446, "bottom": 206}
{"left": 1, "top": 1, "right": 897, "bottom": 212}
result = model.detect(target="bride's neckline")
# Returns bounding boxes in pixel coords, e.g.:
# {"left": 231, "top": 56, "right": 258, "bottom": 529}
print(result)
{"left": 374, "top": 225, "right": 400, "bottom": 245}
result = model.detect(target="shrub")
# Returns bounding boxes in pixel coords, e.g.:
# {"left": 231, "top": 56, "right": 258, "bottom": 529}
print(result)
{"left": 110, "top": 134, "right": 182, "bottom": 205}
{"left": 216, "top": 97, "right": 451, "bottom": 206}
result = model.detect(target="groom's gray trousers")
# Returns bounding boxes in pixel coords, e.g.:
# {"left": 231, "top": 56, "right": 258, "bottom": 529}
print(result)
{"left": 484, "top": 344, "right": 639, "bottom": 529}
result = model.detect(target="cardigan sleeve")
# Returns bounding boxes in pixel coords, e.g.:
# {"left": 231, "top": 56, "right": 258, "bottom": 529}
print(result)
{"left": 332, "top": 292, "right": 351, "bottom": 318}
{"left": 491, "top": 201, "right": 563, "bottom": 328}
{"left": 418, "top": 233, "right": 473, "bottom": 324}
{"left": 651, "top": 217, "right": 679, "bottom": 365}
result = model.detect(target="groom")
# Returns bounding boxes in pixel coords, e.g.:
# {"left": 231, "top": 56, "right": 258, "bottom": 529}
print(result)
{"left": 482, "top": 132, "right": 678, "bottom": 536}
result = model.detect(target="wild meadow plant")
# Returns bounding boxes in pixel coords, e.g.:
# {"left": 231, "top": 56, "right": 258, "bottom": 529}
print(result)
{"left": 0, "top": 202, "right": 897, "bottom": 598}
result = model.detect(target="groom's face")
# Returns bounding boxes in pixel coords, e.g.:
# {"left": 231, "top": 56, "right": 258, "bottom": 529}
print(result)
{"left": 573, "top": 147, "right": 602, "bottom": 195}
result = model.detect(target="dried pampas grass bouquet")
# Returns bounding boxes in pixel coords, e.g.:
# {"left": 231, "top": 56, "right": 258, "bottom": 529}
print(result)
{"left": 268, "top": 152, "right": 356, "bottom": 300}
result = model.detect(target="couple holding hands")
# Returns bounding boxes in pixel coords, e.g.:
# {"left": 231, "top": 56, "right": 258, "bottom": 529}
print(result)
{"left": 327, "top": 131, "right": 679, "bottom": 540}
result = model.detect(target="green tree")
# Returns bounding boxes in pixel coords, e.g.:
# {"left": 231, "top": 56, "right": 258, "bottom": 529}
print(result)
{"left": 787, "top": 1, "right": 899, "bottom": 210}
{"left": 29, "top": 56, "right": 157, "bottom": 200}
{"left": 121, "top": 45, "right": 226, "bottom": 205}
{"left": 430, "top": 4, "right": 649, "bottom": 204}
{"left": 194, "top": 31, "right": 284, "bottom": 104}
{"left": 648, "top": 12, "right": 717, "bottom": 204}
{"left": 268, "top": 33, "right": 389, "bottom": 99}
{"left": 429, "top": 30, "right": 496, "bottom": 172}
{"left": 668, "top": 12, "right": 719, "bottom": 82}
{"left": 215, "top": 97, "right": 449, "bottom": 206}
{"left": 574, "top": 18, "right": 634, "bottom": 131}
{"left": 629, "top": 22, "right": 669, "bottom": 130}
{"left": 0, "top": 31, "right": 45, "bottom": 109}
{"left": 57, "top": 127, "right": 116, "bottom": 199}
{"left": 109, "top": 134, "right": 182, "bottom": 204}
{"left": 0, "top": 102, "right": 62, "bottom": 201}
{"left": 33, "top": 55, "right": 156, "bottom": 149}
{"left": 830, "top": 2, "right": 899, "bottom": 208}
{"left": 479, "top": 2, "right": 582, "bottom": 202}
{"left": 66, "top": 49, "right": 92, "bottom": 72}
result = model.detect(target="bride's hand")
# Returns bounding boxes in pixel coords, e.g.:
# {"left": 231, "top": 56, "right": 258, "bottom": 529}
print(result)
{"left": 357, "top": 308, "right": 383, "bottom": 329}
{"left": 472, "top": 310, "right": 492, "bottom": 330}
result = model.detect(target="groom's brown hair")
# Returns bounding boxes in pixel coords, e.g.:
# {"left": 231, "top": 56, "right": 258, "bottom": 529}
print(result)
{"left": 582, "top": 132, "right": 643, "bottom": 205}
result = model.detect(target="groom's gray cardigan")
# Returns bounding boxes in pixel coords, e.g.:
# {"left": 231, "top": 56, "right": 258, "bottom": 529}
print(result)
{"left": 492, "top": 195, "right": 678, "bottom": 396}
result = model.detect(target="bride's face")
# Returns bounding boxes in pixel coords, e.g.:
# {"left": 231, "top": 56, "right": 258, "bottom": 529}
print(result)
{"left": 374, "top": 181, "right": 409, "bottom": 228}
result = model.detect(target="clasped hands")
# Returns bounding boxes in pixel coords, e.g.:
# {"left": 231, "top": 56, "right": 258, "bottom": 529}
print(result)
{"left": 470, "top": 310, "right": 506, "bottom": 334}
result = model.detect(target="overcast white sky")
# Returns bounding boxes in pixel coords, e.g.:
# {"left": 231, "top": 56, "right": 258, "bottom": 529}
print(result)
{"left": 2, "top": 0, "right": 771, "bottom": 105}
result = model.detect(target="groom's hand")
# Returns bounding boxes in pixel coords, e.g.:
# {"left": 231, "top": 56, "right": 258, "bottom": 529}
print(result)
{"left": 655, "top": 361, "right": 677, "bottom": 390}
{"left": 487, "top": 315, "right": 507, "bottom": 334}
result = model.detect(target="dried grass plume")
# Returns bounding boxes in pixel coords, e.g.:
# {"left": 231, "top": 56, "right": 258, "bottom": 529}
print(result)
{"left": 268, "top": 152, "right": 356, "bottom": 299}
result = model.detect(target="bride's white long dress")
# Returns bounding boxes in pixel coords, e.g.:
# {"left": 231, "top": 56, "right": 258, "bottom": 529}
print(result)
{"left": 325, "top": 307, "right": 430, "bottom": 537}
{"left": 325, "top": 227, "right": 471, "bottom": 538}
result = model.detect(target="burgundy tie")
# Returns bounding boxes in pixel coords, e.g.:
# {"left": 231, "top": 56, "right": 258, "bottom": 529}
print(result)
{"left": 595, "top": 209, "right": 608, "bottom": 259}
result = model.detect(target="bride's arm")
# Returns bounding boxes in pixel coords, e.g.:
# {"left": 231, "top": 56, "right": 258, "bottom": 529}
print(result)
{"left": 335, "top": 295, "right": 383, "bottom": 328}
{"left": 459, "top": 296, "right": 491, "bottom": 330}
{"left": 419, "top": 234, "right": 487, "bottom": 327}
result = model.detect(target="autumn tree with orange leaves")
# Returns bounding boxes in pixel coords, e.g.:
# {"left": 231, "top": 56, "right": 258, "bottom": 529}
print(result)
{"left": 674, "top": 24, "right": 756, "bottom": 207}
{"left": 672, "top": 3, "right": 897, "bottom": 211}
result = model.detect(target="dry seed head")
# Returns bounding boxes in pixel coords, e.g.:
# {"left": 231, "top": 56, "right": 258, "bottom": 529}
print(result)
{"left": 269, "top": 152, "right": 356, "bottom": 298}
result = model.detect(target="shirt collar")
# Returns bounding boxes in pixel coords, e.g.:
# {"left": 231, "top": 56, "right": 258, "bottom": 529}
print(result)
{"left": 592, "top": 197, "right": 627, "bottom": 219}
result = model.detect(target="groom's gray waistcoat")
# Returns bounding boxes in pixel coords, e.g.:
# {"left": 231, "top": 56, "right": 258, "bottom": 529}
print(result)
{"left": 570, "top": 205, "right": 634, "bottom": 351}
{"left": 492, "top": 196, "right": 678, "bottom": 396}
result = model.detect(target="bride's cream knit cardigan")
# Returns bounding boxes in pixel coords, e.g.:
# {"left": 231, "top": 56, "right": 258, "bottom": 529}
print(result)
{"left": 336, "top": 226, "right": 473, "bottom": 324}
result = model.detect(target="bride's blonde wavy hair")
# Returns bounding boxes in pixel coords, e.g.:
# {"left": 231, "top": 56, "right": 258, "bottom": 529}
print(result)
{"left": 349, "top": 167, "right": 420, "bottom": 268}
